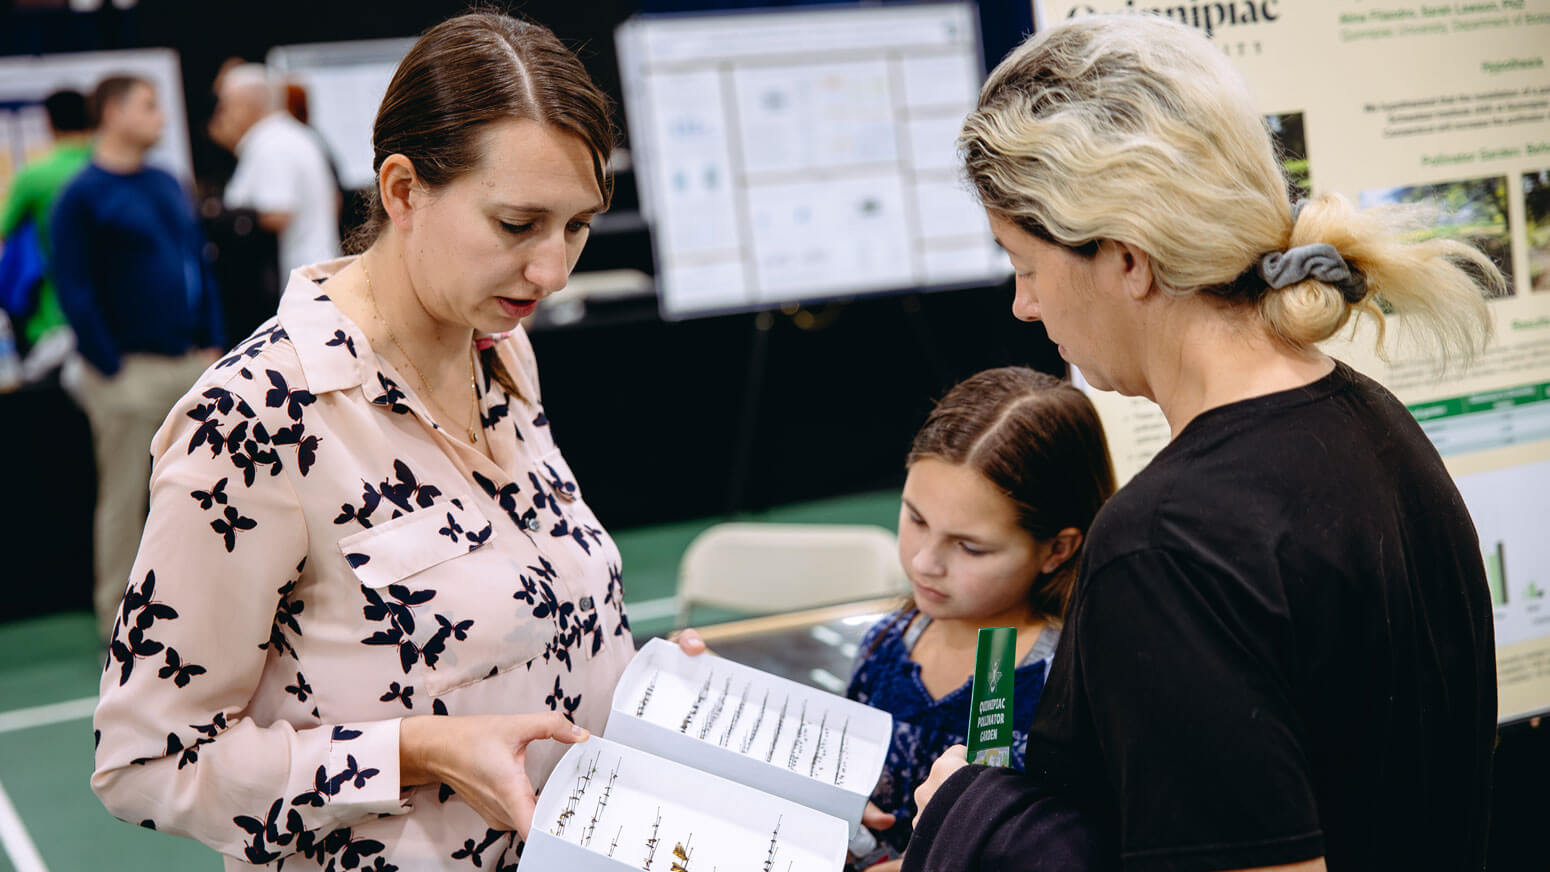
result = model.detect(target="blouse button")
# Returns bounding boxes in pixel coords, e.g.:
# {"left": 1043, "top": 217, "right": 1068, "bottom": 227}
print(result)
{"left": 526, "top": 515, "right": 542, "bottom": 532}
{"left": 579, "top": 596, "right": 594, "bottom": 610}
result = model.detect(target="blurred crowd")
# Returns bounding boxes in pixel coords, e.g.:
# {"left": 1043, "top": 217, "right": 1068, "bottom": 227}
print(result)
{"left": 0, "top": 64, "right": 341, "bottom": 635}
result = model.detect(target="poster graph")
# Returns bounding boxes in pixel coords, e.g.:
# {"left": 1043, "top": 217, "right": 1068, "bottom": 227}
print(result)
{"left": 1453, "top": 458, "right": 1550, "bottom": 655}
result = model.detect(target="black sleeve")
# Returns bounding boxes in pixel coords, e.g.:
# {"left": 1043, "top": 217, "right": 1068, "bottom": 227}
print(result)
{"left": 902, "top": 765, "right": 1108, "bottom": 872}
{"left": 1075, "top": 547, "right": 1324, "bottom": 871}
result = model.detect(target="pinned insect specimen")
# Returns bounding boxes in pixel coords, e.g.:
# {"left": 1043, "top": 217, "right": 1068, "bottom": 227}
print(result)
{"left": 669, "top": 835, "right": 694, "bottom": 872}
{"left": 680, "top": 672, "right": 713, "bottom": 733}
{"left": 740, "top": 690, "right": 771, "bottom": 755}
{"left": 718, "top": 683, "right": 751, "bottom": 748}
{"left": 636, "top": 670, "right": 660, "bottom": 717}
{"left": 642, "top": 807, "right": 662, "bottom": 869}
{"left": 609, "top": 825, "right": 622, "bottom": 858}
{"left": 833, "top": 717, "right": 851, "bottom": 786}
{"left": 576, "top": 754, "right": 598, "bottom": 795}
{"left": 808, "top": 711, "right": 830, "bottom": 778}
{"left": 581, "top": 762, "right": 620, "bottom": 847}
{"left": 786, "top": 701, "right": 809, "bottom": 770}
{"left": 552, "top": 755, "right": 597, "bottom": 837}
{"left": 551, "top": 788, "right": 579, "bottom": 836}
{"left": 762, "top": 816, "right": 782, "bottom": 872}
{"left": 765, "top": 697, "right": 790, "bottom": 764}
{"left": 698, "top": 677, "right": 732, "bottom": 741}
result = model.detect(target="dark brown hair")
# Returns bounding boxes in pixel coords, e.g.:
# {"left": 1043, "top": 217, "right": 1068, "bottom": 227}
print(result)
{"left": 905, "top": 367, "right": 1116, "bottom": 622}
{"left": 89, "top": 75, "right": 150, "bottom": 128}
{"left": 44, "top": 90, "right": 89, "bottom": 134}
{"left": 348, "top": 11, "right": 617, "bottom": 398}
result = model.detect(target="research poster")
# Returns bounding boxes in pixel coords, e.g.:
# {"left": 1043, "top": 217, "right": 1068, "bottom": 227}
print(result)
{"left": 1033, "top": 0, "right": 1550, "bottom": 722}
{"left": 617, "top": 4, "right": 1007, "bottom": 319}
{"left": 0, "top": 48, "right": 193, "bottom": 192}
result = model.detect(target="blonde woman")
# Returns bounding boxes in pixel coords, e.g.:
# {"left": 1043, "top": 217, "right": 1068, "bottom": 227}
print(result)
{"left": 907, "top": 15, "right": 1500, "bottom": 872}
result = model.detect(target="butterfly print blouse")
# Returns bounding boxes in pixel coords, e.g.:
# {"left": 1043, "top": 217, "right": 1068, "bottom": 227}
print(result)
{"left": 91, "top": 258, "right": 634, "bottom": 871}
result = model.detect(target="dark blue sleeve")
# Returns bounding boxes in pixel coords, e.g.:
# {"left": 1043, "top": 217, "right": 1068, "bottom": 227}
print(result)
{"left": 49, "top": 178, "right": 121, "bottom": 376}
{"left": 167, "top": 171, "right": 225, "bottom": 352}
{"left": 195, "top": 217, "right": 225, "bottom": 350}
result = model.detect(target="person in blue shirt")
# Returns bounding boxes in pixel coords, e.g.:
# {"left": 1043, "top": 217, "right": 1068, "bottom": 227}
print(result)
{"left": 846, "top": 367, "right": 1115, "bottom": 869}
{"left": 51, "top": 74, "right": 225, "bottom": 639}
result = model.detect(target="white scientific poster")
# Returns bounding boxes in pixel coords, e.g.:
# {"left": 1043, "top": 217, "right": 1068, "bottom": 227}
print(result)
{"left": 1034, "top": 0, "right": 1550, "bottom": 722}
{"left": 617, "top": 3, "right": 1009, "bottom": 319}
{"left": 267, "top": 38, "right": 417, "bottom": 192}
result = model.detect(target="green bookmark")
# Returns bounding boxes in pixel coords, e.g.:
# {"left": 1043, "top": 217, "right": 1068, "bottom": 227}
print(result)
{"left": 966, "top": 626, "right": 1016, "bottom": 766}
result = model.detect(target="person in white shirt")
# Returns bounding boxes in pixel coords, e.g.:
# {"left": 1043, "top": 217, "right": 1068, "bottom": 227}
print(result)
{"left": 212, "top": 64, "right": 340, "bottom": 278}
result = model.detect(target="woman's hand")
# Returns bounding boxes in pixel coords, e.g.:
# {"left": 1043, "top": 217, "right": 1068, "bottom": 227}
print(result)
{"left": 670, "top": 627, "right": 711, "bottom": 656}
{"left": 400, "top": 712, "right": 589, "bottom": 840}
{"left": 913, "top": 744, "right": 969, "bottom": 822}
{"left": 862, "top": 801, "right": 896, "bottom": 831}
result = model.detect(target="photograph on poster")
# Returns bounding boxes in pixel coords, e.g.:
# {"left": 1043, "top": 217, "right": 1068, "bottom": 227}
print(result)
{"left": 1526, "top": 169, "right": 1550, "bottom": 292}
{"left": 1265, "top": 111, "right": 1309, "bottom": 200}
{"left": 1358, "top": 175, "right": 1515, "bottom": 295}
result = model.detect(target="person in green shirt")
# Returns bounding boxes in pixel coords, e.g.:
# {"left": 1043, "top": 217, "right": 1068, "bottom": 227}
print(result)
{"left": 0, "top": 89, "right": 93, "bottom": 347}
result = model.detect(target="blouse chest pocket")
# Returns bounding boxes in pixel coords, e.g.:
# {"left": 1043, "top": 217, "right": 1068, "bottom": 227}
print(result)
{"left": 534, "top": 448, "right": 582, "bottom": 505}
{"left": 337, "top": 496, "right": 553, "bottom": 700}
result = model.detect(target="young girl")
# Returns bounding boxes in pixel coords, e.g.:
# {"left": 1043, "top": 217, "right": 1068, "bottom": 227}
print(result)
{"left": 846, "top": 366, "right": 1116, "bottom": 867}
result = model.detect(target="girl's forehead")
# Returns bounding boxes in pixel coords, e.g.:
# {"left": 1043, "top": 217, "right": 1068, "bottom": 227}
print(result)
{"left": 905, "top": 459, "right": 1022, "bottom": 528}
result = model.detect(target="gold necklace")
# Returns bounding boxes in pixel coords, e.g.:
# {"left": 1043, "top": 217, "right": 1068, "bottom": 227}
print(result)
{"left": 361, "top": 256, "right": 482, "bottom": 444}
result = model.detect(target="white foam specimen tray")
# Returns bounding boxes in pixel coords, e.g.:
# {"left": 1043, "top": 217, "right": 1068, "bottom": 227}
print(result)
{"left": 604, "top": 637, "right": 892, "bottom": 835}
{"left": 524, "top": 736, "right": 848, "bottom": 870}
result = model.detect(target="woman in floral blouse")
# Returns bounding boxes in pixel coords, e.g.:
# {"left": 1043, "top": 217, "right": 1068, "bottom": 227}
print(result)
{"left": 91, "top": 13, "right": 681, "bottom": 870}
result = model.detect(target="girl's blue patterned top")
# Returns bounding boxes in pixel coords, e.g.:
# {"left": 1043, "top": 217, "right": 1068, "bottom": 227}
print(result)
{"left": 845, "top": 609, "right": 1059, "bottom": 863}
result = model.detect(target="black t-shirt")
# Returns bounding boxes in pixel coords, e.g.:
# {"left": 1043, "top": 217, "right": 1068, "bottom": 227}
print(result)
{"left": 905, "top": 362, "right": 1496, "bottom": 872}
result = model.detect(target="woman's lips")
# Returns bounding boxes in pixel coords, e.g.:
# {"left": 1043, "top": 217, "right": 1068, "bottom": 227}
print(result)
{"left": 499, "top": 297, "right": 537, "bottom": 318}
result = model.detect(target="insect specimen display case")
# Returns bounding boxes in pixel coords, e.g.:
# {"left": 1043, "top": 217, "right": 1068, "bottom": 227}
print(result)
{"left": 523, "top": 638, "right": 893, "bottom": 870}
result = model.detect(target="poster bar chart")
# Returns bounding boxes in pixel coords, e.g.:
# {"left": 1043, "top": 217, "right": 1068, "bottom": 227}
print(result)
{"left": 1486, "top": 541, "right": 1508, "bottom": 608}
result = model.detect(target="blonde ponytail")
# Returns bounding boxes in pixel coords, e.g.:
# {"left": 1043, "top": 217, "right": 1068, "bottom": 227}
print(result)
{"left": 965, "top": 16, "right": 1502, "bottom": 368}
{"left": 1260, "top": 193, "right": 1498, "bottom": 362}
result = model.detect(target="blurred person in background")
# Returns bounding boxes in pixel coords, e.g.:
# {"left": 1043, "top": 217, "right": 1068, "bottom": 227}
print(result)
{"left": 211, "top": 62, "right": 340, "bottom": 280}
{"left": 283, "top": 77, "right": 355, "bottom": 246}
{"left": 51, "top": 74, "right": 226, "bottom": 640}
{"left": 0, "top": 89, "right": 93, "bottom": 362}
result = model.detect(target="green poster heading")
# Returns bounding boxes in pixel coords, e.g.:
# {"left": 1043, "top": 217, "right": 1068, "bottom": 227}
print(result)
{"left": 1408, "top": 381, "right": 1550, "bottom": 422}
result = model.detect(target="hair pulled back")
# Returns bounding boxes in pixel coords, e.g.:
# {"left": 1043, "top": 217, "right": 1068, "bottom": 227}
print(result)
{"left": 349, "top": 10, "right": 616, "bottom": 398}
{"left": 961, "top": 15, "right": 1500, "bottom": 360}
{"left": 349, "top": 10, "right": 615, "bottom": 253}
{"left": 909, "top": 367, "right": 1116, "bottom": 620}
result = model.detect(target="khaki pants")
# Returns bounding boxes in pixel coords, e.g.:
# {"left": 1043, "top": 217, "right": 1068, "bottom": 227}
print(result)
{"left": 79, "top": 351, "right": 213, "bottom": 640}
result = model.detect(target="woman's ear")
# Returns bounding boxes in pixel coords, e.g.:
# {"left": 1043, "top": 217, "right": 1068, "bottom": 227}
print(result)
{"left": 1104, "top": 239, "right": 1155, "bottom": 301}
{"left": 1040, "top": 527, "right": 1084, "bottom": 575}
{"left": 378, "top": 154, "right": 419, "bottom": 231}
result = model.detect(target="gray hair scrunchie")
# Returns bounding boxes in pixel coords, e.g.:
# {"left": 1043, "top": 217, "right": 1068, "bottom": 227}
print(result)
{"left": 1258, "top": 243, "right": 1367, "bottom": 303}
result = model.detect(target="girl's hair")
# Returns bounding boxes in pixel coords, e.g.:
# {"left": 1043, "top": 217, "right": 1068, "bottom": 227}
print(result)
{"left": 905, "top": 367, "right": 1116, "bottom": 622}
{"left": 347, "top": 10, "right": 617, "bottom": 398}
{"left": 960, "top": 14, "right": 1500, "bottom": 360}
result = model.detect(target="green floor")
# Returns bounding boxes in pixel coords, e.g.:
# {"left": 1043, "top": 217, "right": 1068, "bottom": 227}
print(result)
{"left": 0, "top": 489, "right": 899, "bottom": 871}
